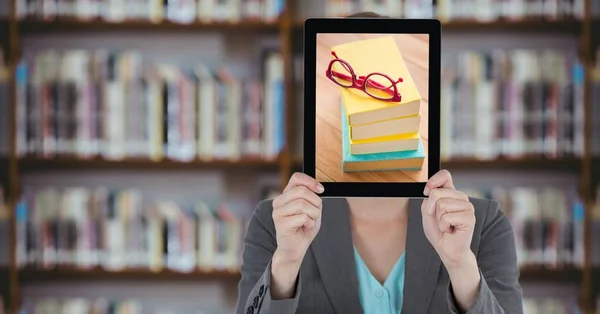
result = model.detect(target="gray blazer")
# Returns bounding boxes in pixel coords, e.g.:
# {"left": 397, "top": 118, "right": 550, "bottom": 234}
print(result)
{"left": 236, "top": 197, "right": 524, "bottom": 314}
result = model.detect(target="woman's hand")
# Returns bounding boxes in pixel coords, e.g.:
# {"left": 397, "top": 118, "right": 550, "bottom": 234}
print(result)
{"left": 421, "top": 169, "right": 475, "bottom": 268}
{"left": 421, "top": 169, "right": 481, "bottom": 312}
{"left": 270, "top": 172, "right": 324, "bottom": 299}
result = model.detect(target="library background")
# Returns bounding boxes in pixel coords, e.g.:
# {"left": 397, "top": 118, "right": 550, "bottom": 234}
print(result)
{"left": 0, "top": 0, "right": 598, "bottom": 313}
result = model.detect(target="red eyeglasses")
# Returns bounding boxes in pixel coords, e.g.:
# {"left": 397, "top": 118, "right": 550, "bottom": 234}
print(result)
{"left": 325, "top": 51, "right": 403, "bottom": 102}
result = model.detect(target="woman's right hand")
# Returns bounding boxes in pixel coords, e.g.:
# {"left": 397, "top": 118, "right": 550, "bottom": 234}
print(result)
{"left": 270, "top": 172, "right": 324, "bottom": 299}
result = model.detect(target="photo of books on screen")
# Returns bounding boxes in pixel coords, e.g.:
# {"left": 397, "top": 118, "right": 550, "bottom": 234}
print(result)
{"left": 316, "top": 34, "right": 429, "bottom": 183}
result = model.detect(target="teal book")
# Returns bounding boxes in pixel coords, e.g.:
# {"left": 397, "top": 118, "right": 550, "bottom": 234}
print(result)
{"left": 341, "top": 99, "right": 426, "bottom": 172}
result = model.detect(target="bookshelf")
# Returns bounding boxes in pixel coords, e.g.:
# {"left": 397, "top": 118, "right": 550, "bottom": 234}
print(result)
{"left": 0, "top": 0, "right": 598, "bottom": 313}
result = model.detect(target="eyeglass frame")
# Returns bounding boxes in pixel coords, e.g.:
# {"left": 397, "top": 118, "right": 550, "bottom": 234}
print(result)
{"left": 324, "top": 51, "right": 403, "bottom": 102}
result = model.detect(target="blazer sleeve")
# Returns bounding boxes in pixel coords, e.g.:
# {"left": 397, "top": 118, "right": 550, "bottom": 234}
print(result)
{"left": 235, "top": 200, "right": 302, "bottom": 314}
{"left": 447, "top": 200, "right": 524, "bottom": 314}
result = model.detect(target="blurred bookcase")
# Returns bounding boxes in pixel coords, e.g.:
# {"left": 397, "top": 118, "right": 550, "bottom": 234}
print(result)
{"left": 0, "top": 0, "right": 598, "bottom": 313}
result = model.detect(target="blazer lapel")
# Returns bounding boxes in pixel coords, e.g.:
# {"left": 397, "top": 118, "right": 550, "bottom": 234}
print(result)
{"left": 402, "top": 198, "right": 441, "bottom": 314}
{"left": 310, "top": 198, "right": 363, "bottom": 314}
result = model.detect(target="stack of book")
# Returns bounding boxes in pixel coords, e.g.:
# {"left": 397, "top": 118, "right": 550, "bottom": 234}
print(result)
{"left": 14, "top": 187, "right": 245, "bottom": 273}
{"left": 331, "top": 37, "right": 425, "bottom": 172}
{"left": 464, "top": 186, "right": 585, "bottom": 269}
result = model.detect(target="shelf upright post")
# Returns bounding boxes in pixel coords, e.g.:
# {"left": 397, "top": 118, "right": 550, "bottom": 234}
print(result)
{"left": 279, "top": 0, "right": 294, "bottom": 190}
{"left": 582, "top": 0, "right": 593, "bottom": 310}
{"left": 7, "top": 0, "right": 20, "bottom": 314}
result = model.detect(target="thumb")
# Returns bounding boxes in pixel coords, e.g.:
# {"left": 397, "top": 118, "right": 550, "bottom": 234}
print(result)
{"left": 421, "top": 199, "right": 439, "bottom": 240}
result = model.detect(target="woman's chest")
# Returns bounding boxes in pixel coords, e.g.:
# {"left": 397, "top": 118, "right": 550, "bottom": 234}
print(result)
{"left": 295, "top": 251, "right": 455, "bottom": 314}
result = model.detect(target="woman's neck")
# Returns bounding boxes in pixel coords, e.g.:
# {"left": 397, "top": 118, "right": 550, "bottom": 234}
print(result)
{"left": 346, "top": 197, "right": 410, "bottom": 223}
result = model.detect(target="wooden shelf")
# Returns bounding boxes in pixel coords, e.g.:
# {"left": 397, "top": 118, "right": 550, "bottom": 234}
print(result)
{"left": 16, "top": 267, "right": 241, "bottom": 282}
{"left": 442, "top": 157, "right": 581, "bottom": 171}
{"left": 291, "top": 157, "right": 581, "bottom": 171}
{"left": 6, "top": 266, "right": 579, "bottom": 283}
{"left": 17, "top": 156, "right": 281, "bottom": 172}
{"left": 519, "top": 267, "right": 583, "bottom": 282}
{"left": 293, "top": 19, "right": 582, "bottom": 33}
{"left": 16, "top": 18, "right": 282, "bottom": 34}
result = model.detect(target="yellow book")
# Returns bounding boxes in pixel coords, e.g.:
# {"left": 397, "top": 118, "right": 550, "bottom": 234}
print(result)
{"left": 350, "top": 131, "right": 420, "bottom": 155}
{"left": 332, "top": 36, "right": 422, "bottom": 126}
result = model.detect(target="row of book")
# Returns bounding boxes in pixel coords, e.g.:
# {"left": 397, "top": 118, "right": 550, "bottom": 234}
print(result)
{"left": 21, "top": 298, "right": 144, "bottom": 314}
{"left": 2, "top": 187, "right": 245, "bottom": 272}
{"left": 1, "top": 48, "right": 285, "bottom": 161}
{"left": 591, "top": 48, "right": 600, "bottom": 157}
{"left": 464, "top": 186, "right": 585, "bottom": 268}
{"left": 441, "top": 49, "right": 585, "bottom": 160}
{"left": 322, "top": 0, "right": 587, "bottom": 20}
{"left": 6, "top": 0, "right": 285, "bottom": 23}
{"left": 14, "top": 296, "right": 584, "bottom": 314}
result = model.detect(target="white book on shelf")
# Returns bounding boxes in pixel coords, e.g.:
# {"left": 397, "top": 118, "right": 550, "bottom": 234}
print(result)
{"left": 198, "top": 0, "right": 216, "bottom": 22}
{"left": 146, "top": 0, "right": 164, "bottom": 23}
{"left": 103, "top": 0, "right": 126, "bottom": 22}
{"left": 63, "top": 50, "right": 95, "bottom": 158}
{"left": 64, "top": 188, "right": 93, "bottom": 268}
{"left": 473, "top": 53, "right": 497, "bottom": 160}
{"left": 179, "top": 71, "right": 197, "bottom": 162}
{"left": 243, "top": 0, "right": 262, "bottom": 20}
{"left": 195, "top": 64, "right": 217, "bottom": 161}
{"left": 144, "top": 205, "right": 164, "bottom": 272}
{"left": 63, "top": 298, "right": 91, "bottom": 314}
{"left": 195, "top": 202, "right": 217, "bottom": 271}
{"left": 75, "top": 0, "right": 99, "bottom": 19}
{"left": 104, "top": 78, "right": 126, "bottom": 160}
{"left": 475, "top": 0, "right": 497, "bottom": 21}
{"left": 262, "top": 52, "right": 283, "bottom": 160}
{"left": 144, "top": 67, "right": 164, "bottom": 161}
{"left": 167, "top": 0, "right": 197, "bottom": 23}
{"left": 103, "top": 191, "right": 127, "bottom": 271}
{"left": 213, "top": 0, "right": 241, "bottom": 22}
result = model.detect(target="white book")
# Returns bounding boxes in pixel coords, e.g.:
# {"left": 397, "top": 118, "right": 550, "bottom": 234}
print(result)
{"left": 103, "top": 0, "right": 126, "bottom": 22}
{"left": 196, "top": 65, "right": 217, "bottom": 160}
{"left": 167, "top": 0, "right": 196, "bottom": 23}
{"left": 103, "top": 192, "right": 126, "bottom": 271}
{"left": 145, "top": 67, "right": 164, "bottom": 161}
{"left": 262, "top": 52, "right": 283, "bottom": 159}
{"left": 198, "top": 0, "right": 215, "bottom": 22}
{"left": 195, "top": 202, "right": 216, "bottom": 271}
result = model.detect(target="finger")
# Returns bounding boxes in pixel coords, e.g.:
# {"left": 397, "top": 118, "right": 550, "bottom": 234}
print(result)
{"left": 284, "top": 172, "right": 324, "bottom": 194}
{"left": 424, "top": 169, "right": 455, "bottom": 196}
{"left": 427, "top": 188, "right": 469, "bottom": 216}
{"left": 276, "top": 199, "right": 321, "bottom": 221}
{"left": 436, "top": 199, "right": 473, "bottom": 227}
{"left": 438, "top": 211, "right": 475, "bottom": 233}
{"left": 281, "top": 213, "right": 313, "bottom": 230}
{"left": 273, "top": 185, "right": 323, "bottom": 209}
{"left": 421, "top": 198, "right": 434, "bottom": 217}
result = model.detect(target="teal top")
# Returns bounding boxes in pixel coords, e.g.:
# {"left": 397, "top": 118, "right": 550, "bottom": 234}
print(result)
{"left": 353, "top": 247, "right": 406, "bottom": 314}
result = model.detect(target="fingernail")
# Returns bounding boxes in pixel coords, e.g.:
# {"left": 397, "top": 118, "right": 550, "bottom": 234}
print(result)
{"left": 317, "top": 184, "right": 325, "bottom": 193}
{"left": 423, "top": 187, "right": 429, "bottom": 196}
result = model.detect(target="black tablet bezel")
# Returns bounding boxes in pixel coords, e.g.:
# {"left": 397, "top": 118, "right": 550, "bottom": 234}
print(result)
{"left": 303, "top": 18, "right": 441, "bottom": 198}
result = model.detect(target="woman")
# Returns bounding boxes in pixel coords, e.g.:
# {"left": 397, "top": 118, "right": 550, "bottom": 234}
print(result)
{"left": 236, "top": 13, "right": 523, "bottom": 314}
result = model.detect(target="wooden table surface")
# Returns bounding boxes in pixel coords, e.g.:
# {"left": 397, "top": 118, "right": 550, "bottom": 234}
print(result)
{"left": 315, "top": 33, "right": 430, "bottom": 183}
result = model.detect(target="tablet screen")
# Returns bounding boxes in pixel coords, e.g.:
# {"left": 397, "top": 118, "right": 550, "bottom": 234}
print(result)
{"left": 316, "top": 34, "right": 430, "bottom": 183}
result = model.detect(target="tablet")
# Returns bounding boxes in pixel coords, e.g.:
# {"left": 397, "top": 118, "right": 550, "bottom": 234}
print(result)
{"left": 303, "top": 18, "right": 441, "bottom": 198}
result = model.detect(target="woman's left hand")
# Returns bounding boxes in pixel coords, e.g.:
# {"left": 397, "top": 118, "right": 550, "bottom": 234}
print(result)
{"left": 421, "top": 169, "right": 476, "bottom": 270}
